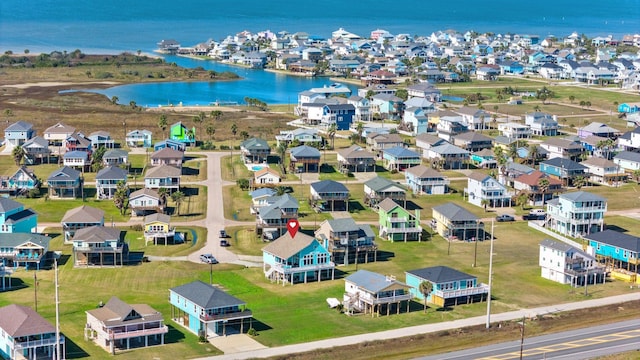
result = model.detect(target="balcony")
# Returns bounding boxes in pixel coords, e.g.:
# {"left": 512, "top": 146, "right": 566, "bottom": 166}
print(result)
{"left": 200, "top": 309, "right": 253, "bottom": 322}
{"left": 347, "top": 292, "right": 413, "bottom": 305}
{"left": 570, "top": 205, "right": 607, "bottom": 213}
{"left": 271, "top": 261, "right": 336, "bottom": 274}
{"left": 15, "top": 336, "right": 65, "bottom": 350}
{"left": 434, "top": 283, "right": 489, "bottom": 299}
{"left": 384, "top": 225, "right": 422, "bottom": 234}
{"left": 74, "top": 245, "right": 124, "bottom": 253}
{"left": 109, "top": 325, "right": 168, "bottom": 340}
{"left": 144, "top": 229, "right": 176, "bottom": 238}
{"left": 414, "top": 179, "right": 450, "bottom": 186}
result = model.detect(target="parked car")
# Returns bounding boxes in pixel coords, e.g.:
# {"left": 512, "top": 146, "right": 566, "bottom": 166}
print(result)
{"left": 220, "top": 239, "right": 230, "bottom": 247}
{"left": 219, "top": 229, "right": 228, "bottom": 238}
{"left": 529, "top": 209, "right": 546, "bottom": 216}
{"left": 522, "top": 214, "right": 546, "bottom": 221}
{"left": 199, "top": 254, "right": 218, "bottom": 264}
{"left": 496, "top": 214, "right": 515, "bottom": 222}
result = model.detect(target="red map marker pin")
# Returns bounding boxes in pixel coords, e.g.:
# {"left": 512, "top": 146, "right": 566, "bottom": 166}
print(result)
{"left": 287, "top": 219, "right": 300, "bottom": 238}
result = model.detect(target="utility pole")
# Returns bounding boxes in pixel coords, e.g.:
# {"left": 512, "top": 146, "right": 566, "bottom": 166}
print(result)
{"left": 519, "top": 316, "right": 525, "bottom": 360}
{"left": 34, "top": 272, "right": 38, "bottom": 312}
{"left": 55, "top": 259, "right": 61, "bottom": 360}
{"left": 486, "top": 219, "right": 494, "bottom": 329}
{"left": 473, "top": 222, "right": 479, "bottom": 267}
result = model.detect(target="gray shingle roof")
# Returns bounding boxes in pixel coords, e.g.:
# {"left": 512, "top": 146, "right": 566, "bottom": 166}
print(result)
{"left": 432, "top": 202, "right": 478, "bottom": 221}
{"left": 406, "top": 266, "right": 475, "bottom": 283}
{"left": 290, "top": 145, "right": 321, "bottom": 158}
{"left": 129, "top": 188, "right": 160, "bottom": 200}
{"left": 144, "top": 213, "right": 171, "bottom": 224}
{"left": 96, "top": 166, "right": 128, "bottom": 181}
{"left": 383, "top": 146, "right": 420, "bottom": 158}
{"left": 540, "top": 158, "right": 587, "bottom": 171}
{"left": 405, "top": 165, "right": 445, "bottom": 178}
{"left": 615, "top": 151, "right": 640, "bottom": 163}
{"left": 0, "top": 233, "right": 50, "bottom": 250}
{"left": 539, "top": 239, "right": 573, "bottom": 253}
{"left": 262, "top": 231, "right": 317, "bottom": 259}
{"left": 311, "top": 180, "right": 348, "bottom": 193}
{"left": 145, "top": 165, "right": 181, "bottom": 178}
{"left": 586, "top": 230, "right": 640, "bottom": 252}
{"left": 73, "top": 226, "right": 121, "bottom": 243}
{"left": 0, "top": 304, "right": 56, "bottom": 337}
{"left": 240, "top": 137, "right": 270, "bottom": 151}
{"left": 0, "top": 197, "right": 23, "bottom": 213}
{"left": 47, "top": 166, "right": 81, "bottom": 181}
{"left": 4, "top": 120, "right": 33, "bottom": 132}
{"left": 364, "top": 176, "right": 406, "bottom": 192}
{"left": 62, "top": 205, "right": 105, "bottom": 223}
{"left": 345, "top": 270, "right": 408, "bottom": 293}
{"left": 170, "top": 280, "right": 246, "bottom": 309}
{"left": 560, "top": 191, "right": 606, "bottom": 203}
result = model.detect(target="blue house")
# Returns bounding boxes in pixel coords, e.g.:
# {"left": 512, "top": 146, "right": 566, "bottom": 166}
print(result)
{"left": 405, "top": 266, "right": 488, "bottom": 307}
{"left": 3, "top": 121, "right": 34, "bottom": 147}
{"left": 0, "top": 198, "right": 37, "bottom": 234}
{"left": 0, "top": 233, "right": 50, "bottom": 270}
{"left": 618, "top": 103, "right": 640, "bottom": 114}
{"left": 262, "top": 231, "right": 335, "bottom": 285}
{"left": 322, "top": 104, "right": 355, "bottom": 130}
{"left": 154, "top": 139, "right": 186, "bottom": 152}
{"left": 498, "top": 60, "right": 524, "bottom": 75}
{"left": 382, "top": 147, "right": 421, "bottom": 171}
{"left": 473, "top": 44, "right": 494, "bottom": 55}
{"left": 0, "top": 304, "right": 65, "bottom": 360}
{"left": 586, "top": 230, "right": 640, "bottom": 274}
{"left": 539, "top": 158, "right": 588, "bottom": 186}
{"left": 371, "top": 93, "right": 405, "bottom": 120}
{"left": 0, "top": 166, "right": 39, "bottom": 195}
{"left": 169, "top": 280, "right": 253, "bottom": 337}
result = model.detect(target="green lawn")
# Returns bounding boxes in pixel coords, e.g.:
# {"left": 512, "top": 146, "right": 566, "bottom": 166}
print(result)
{"left": 220, "top": 154, "right": 252, "bottom": 182}
{"left": 181, "top": 157, "right": 207, "bottom": 183}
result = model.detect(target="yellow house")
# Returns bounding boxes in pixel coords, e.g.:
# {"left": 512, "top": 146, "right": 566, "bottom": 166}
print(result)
{"left": 144, "top": 213, "right": 179, "bottom": 245}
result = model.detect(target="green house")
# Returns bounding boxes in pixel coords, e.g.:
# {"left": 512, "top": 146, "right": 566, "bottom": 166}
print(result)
{"left": 169, "top": 122, "right": 195, "bottom": 145}
{"left": 378, "top": 198, "right": 422, "bottom": 242}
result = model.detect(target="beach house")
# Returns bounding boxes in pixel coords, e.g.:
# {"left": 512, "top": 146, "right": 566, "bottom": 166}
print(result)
{"left": 0, "top": 198, "right": 37, "bottom": 234}
{"left": 0, "top": 304, "right": 65, "bottom": 360}
{"left": 343, "top": 270, "right": 412, "bottom": 316}
{"left": 378, "top": 198, "right": 422, "bottom": 242}
{"left": 432, "top": 202, "right": 484, "bottom": 241}
{"left": 405, "top": 266, "right": 488, "bottom": 306}
{"left": 546, "top": 191, "right": 607, "bottom": 238}
{"left": 3, "top": 121, "right": 34, "bottom": 148}
{"left": 405, "top": 165, "right": 449, "bottom": 195}
{"left": 315, "top": 217, "right": 377, "bottom": 265}
{"left": 61, "top": 205, "right": 105, "bottom": 243}
{"left": 539, "top": 239, "right": 605, "bottom": 286}
{"left": 72, "top": 226, "right": 125, "bottom": 267}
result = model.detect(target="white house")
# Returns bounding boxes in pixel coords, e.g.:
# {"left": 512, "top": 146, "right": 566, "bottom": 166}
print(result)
{"left": 254, "top": 168, "right": 281, "bottom": 185}
{"left": 546, "top": 191, "right": 607, "bottom": 238}
{"left": 498, "top": 122, "right": 531, "bottom": 139}
{"left": 465, "top": 172, "right": 512, "bottom": 208}
{"left": 539, "top": 239, "right": 605, "bottom": 286}
{"left": 525, "top": 112, "right": 559, "bottom": 136}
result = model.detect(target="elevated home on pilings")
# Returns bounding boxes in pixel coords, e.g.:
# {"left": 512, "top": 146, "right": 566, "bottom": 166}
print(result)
{"left": 585, "top": 230, "right": 640, "bottom": 281}
{"left": 315, "top": 217, "right": 377, "bottom": 266}
{"left": 343, "top": 270, "right": 412, "bottom": 317}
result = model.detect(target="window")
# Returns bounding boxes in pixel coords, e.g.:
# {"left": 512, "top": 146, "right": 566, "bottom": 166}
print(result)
{"left": 303, "top": 254, "right": 313, "bottom": 266}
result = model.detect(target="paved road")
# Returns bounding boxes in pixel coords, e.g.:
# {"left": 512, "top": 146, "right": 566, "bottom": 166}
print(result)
{"left": 417, "top": 318, "right": 640, "bottom": 360}
{"left": 196, "top": 292, "right": 640, "bottom": 360}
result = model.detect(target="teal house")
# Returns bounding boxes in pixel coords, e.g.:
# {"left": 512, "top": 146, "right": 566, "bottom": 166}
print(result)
{"left": 405, "top": 266, "right": 489, "bottom": 307}
{"left": 0, "top": 198, "right": 37, "bottom": 234}
{"left": 169, "top": 280, "right": 253, "bottom": 338}
{"left": 585, "top": 230, "right": 640, "bottom": 273}
{"left": 169, "top": 122, "right": 195, "bottom": 146}
{"left": 262, "top": 231, "right": 335, "bottom": 285}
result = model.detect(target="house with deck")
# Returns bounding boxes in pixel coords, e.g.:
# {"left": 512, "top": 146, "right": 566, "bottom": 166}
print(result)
{"left": 72, "top": 226, "right": 125, "bottom": 267}
{"left": 47, "top": 166, "right": 83, "bottom": 199}
{"left": 577, "top": 122, "right": 620, "bottom": 139}
{"left": 546, "top": 191, "right": 607, "bottom": 238}
{"left": 452, "top": 132, "right": 493, "bottom": 152}
{"left": 240, "top": 138, "right": 271, "bottom": 164}
{"left": 64, "top": 132, "right": 92, "bottom": 154}
{"left": 539, "top": 158, "right": 589, "bottom": 187}
{"left": 539, "top": 239, "right": 605, "bottom": 286}
{"left": 581, "top": 157, "right": 627, "bottom": 185}
{"left": 363, "top": 176, "right": 406, "bottom": 207}
{"left": 415, "top": 133, "right": 449, "bottom": 157}
{"left": 378, "top": 198, "right": 422, "bottom": 242}
{"left": 525, "top": 112, "right": 558, "bottom": 136}
{"left": 343, "top": 270, "right": 412, "bottom": 316}
{"left": 275, "top": 128, "right": 323, "bottom": 147}
{"left": 310, "top": 180, "right": 350, "bottom": 211}
{"left": 613, "top": 151, "right": 640, "bottom": 172}
{"left": 453, "top": 107, "right": 491, "bottom": 131}
{"left": 405, "top": 266, "right": 488, "bottom": 306}
{"left": 465, "top": 172, "right": 512, "bottom": 208}
{"left": 498, "top": 122, "right": 532, "bottom": 139}
{"left": 432, "top": 202, "right": 484, "bottom": 241}
{"left": 249, "top": 188, "right": 276, "bottom": 214}
{"left": 262, "top": 231, "right": 335, "bottom": 285}
{"left": 426, "top": 143, "right": 469, "bottom": 170}
{"left": 367, "top": 133, "right": 405, "bottom": 155}
{"left": 405, "top": 165, "right": 449, "bottom": 195}
{"left": 0, "top": 304, "right": 65, "bottom": 360}
{"left": 0, "top": 233, "right": 50, "bottom": 270}
{"left": 513, "top": 170, "right": 564, "bottom": 206}
{"left": 129, "top": 188, "right": 163, "bottom": 217}
{"left": 44, "top": 122, "right": 76, "bottom": 152}
{"left": 62, "top": 150, "right": 91, "bottom": 171}
{"left": 540, "top": 138, "right": 584, "bottom": 161}
{"left": 102, "top": 149, "right": 129, "bottom": 167}
{"left": 144, "top": 165, "right": 181, "bottom": 193}
{"left": 154, "top": 139, "right": 187, "bottom": 152}
{"left": 289, "top": 145, "right": 321, "bottom": 173}
{"left": 88, "top": 131, "right": 115, "bottom": 149}
{"left": 0, "top": 198, "right": 37, "bottom": 234}
{"left": 169, "top": 122, "right": 195, "bottom": 146}
{"left": 85, "top": 296, "right": 168, "bottom": 353}
{"left": 126, "top": 130, "right": 152, "bottom": 148}
{"left": 337, "top": 145, "right": 376, "bottom": 173}
{"left": 315, "top": 217, "right": 377, "bottom": 265}
{"left": 95, "top": 166, "right": 128, "bottom": 200}
{"left": 255, "top": 193, "right": 299, "bottom": 240}
{"left": 144, "top": 213, "right": 180, "bottom": 245}
{"left": 169, "top": 280, "right": 253, "bottom": 337}
{"left": 151, "top": 148, "right": 184, "bottom": 168}
{"left": 321, "top": 104, "right": 355, "bottom": 130}
{"left": 0, "top": 166, "right": 39, "bottom": 196}
{"left": 22, "top": 136, "right": 51, "bottom": 165}
{"left": 61, "top": 205, "right": 105, "bottom": 243}
{"left": 382, "top": 147, "right": 421, "bottom": 171}
{"left": 3, "top": 121, "right": 34, "bottom": 147}
{"left": 585, "top": 230, "right": 640, "bottom": 276}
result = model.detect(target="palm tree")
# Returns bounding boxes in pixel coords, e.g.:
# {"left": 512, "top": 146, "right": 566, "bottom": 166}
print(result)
{"left": 573, "top": 175, "right": 587, "bottom": 189}
{"left": 277, "top": 142, "right": 288, "bottom": 174}
{"left": 356, "top": 122, "right": 364, "bottom": 143}
{"left": 210, "top": 110, "right": 223, "bottom": 121}
{"left": 171, "top": 191, "right": 185, "bottom": 215}
{"left": 507, "top": 143, "right": 518, "bottom": 161}
{"left": 527, "top": 144, "right": 540, "bottom": 165}
{"left": 157, "top": 187, "right": 169, "bottom": 212}
{"left": 633, "top": 170, "right": 640, "bottom": 183}
{"left": 110, "top": 96, "right": 119, "bottom": 105}
{"left": 538, "top": 177, "right": 550, "bottom": 204}
{"left": 158, "top": 114, "right": 168, "bottom": 139}
{"left": 514, "top": 191, "right": 529, "bottom": 210}
{"left": 274, "top": 185, "right": 292, "bottom": 196}
{"left": 11, "top": 145, "right": 25, "bottom": 166}
{"left": 327, "top": 123, "right": 337, "bottom": 150}
{"left": 569, "top": 95, "right": 575, "bottom": 104}
{"left": 192, "top": 115, "right": 203, "bottom": 140}
{"left": 481, "top": 199, "right": 490, "bottom": 212}
{"left": 205, "top": 124, "right": 216, "bottom": 140}
{"left": 418, "top": 281, "right": 433, "bottom": 313}
{"left": 113, "top": 181, "right": 129, "bottom": 215}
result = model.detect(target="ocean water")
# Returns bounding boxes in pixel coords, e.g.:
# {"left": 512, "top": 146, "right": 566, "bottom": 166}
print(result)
{"left": 1, "top": 0, "right": 639, "bottom": 54}
{"left": 2, "top": 0, "right": 639, "bottom": 105}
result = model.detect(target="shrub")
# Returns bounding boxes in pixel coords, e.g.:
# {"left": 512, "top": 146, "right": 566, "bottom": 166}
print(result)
{"left": 247, "top": 328, "right": 257, "bottom": 336}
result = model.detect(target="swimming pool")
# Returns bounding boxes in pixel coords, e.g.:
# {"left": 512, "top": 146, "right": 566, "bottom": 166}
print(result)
{"left": 251, "top": 165, "right": 267, "bottom": 171}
